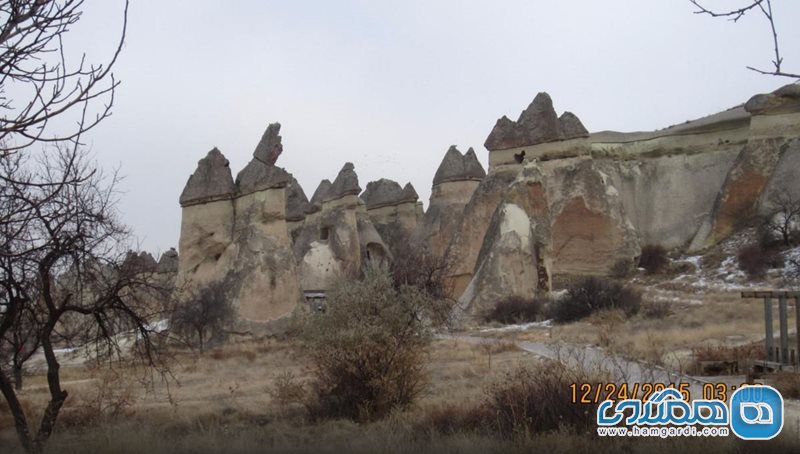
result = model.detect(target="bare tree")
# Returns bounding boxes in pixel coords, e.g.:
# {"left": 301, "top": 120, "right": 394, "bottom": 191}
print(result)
{"left": 0, "top": 146, "right": 171, "bottom": 454}
{"left": 170, "top": 281, "right": 234, "bottom": 353}
{"left": 0, "top": 0, "right": 129, "bottom": 153}
{"left": 0, "top": 303, "right": 41, "bottom": 390}
{"left": 690, "top": 1, "right": 799, "bottom": 78}
{"left": 762, "top": 192, "right": 800, "bottom": 246}
{"left": 390, "top": 241, "right": 457, "bottom": 303}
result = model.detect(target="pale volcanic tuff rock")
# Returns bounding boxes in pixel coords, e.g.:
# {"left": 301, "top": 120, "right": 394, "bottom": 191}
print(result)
{"left": 293, "top": 163, "right": 389, "bottom": 291}
{"left": 447, "top": 168, "right": 520, "bottom": 298}
{"left": 432, "top": 146, "right": 487, "bottom": 185}
{"left": 177, "top": 123, "right": 303, "bottom": 323}
{"left": 179, "top": 148, "right": 236, "bottom": 206}
{"left": 456, "top": 163, "right": 553, "bottom": 319}
{"left": 689, "top": 84, "right": 800, "bottom": 250}
{"left": 544, "top": 159, "right": 640, "bottom": 276}
{"left": 417, "top": 145, "right": 486, "bottom": 262}
{"left": 360, "top": 179, "right": 421, "bottom": 256}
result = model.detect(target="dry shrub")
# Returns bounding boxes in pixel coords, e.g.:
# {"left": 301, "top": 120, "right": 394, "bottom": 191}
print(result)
{"left": 638, "top": 244, "right": 668, "bottom": 274}
{"left": 485, "top": 363, "right": 598, "bottom": 437}
{"left": 484, "top": 295, "right": 544, "bottom": 324}
{"left": 268, "top": 371, "right": 307, "bottom": 409}
{"left": 693, "top": 344, "right": 764, "bottom": 362}
{"left": 609, "top": 258, "right": 634, "bottom": 278}
{"left": 415, "top": 403, "right": 491, "bottom": 435}
{"left": 302, "top": 268, "right": 448, "bottom": 422}
{"left": 691, "top": 344, "right": 765, "bottom": 376}
{"left": 209, "top": 347, "right": 257, "bottom": 362}
{"left": 773, "top": 372, "right": 800, "bottom": 399}
{"left": 0, "top": 396, "right": 35, "bottom": 431}
{"left": 415, "top": 362, "right": 597, "bottom": 439}
{"left": 170, "top": 280, "right": 235, "bottom": 353}
{"left": 550, "top": 276, "right": 641, "bottom": 324}
{"left": 60, "top": 367, "right": 138, "bottom": 428}
{"left": 737, "top": 243, "right": 783, "bottom": 278}
{"left": 642, "top": 299, "right": 671, "bottom": 319}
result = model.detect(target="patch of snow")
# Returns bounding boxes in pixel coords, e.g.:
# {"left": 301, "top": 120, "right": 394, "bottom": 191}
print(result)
{"left": 684, "top": 255, "right": 703, "bottom": 267}
{"left": 480, "top": 320, "right": 552, "bottom": 333}
{"left": 147, "top": 319, "right": 170, "bottom": 333}
{"left": 500, "top": 204, "right": 531, "bottom": 245}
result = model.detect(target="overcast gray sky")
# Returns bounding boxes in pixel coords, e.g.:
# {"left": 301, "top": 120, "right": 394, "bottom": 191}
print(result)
{"left": 66, "top": 0, "right": 800, "bottom": 254}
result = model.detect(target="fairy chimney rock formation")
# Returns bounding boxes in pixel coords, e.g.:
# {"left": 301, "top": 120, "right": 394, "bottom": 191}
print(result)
{"left": 485, "top": 93, "right": 590, "bottom": 167}
{"left": 361, "top": 179, "right": 422, "bottom": 255}
{"left": 157, "top": 248, "right": 179, "bottom": 274}
{"left": 179, "top": 148, "right": 236, "bottom": 206}
{"left": 432, "top": 146, "right": 487, "bottom": 186}
{"left": 417, "top": 146, "right": 487, "bottom": 262}
{"left": 177, "top": 123, "right": 302, "bottom": 324}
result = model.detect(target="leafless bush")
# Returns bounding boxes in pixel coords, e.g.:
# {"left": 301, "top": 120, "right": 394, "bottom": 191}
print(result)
{"left": 642, "top": 300, "right": 671, "bottom": 319}
{"left": 761, "top": 192, "right": 800, "bottom": 247}
{"left": 170, "top": 281, "right": 235, "bottom": 353}
{"left": 302, "top": 268, "right": 448, "bottom": 422}
{"left": 692, "top": 344, "right": 764, "bottom": 376}
{"left": 638, "top": 244, "right": 668, "bottom": 275}
{"left": 549, "top": 276, "right": 641, "bottom": 323}
{"left": 737, "top": 243, "right": 783, "bottom": 278}
{"left": 773, "top": 372, "right": 800, "bottom": 399}
{"left": 483, "top": 295, "right": 545, "bottom": 325}
{"left": 267, "top": 371, "right": 307, "bottom": 410}
{"left": 484, "top": 363, "right": 598, "bottom": 437}
{"left": 609, "top": 258, "right": 634, "bottom": 278}
{"left": 60, "top": 367, "right": 137, "bottom": 428}
{"left": 390, "top": 241, "right": 456, "bottom": 303}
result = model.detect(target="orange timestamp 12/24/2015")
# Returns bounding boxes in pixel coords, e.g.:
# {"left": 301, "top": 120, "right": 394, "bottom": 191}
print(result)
{"left": 569, "top": 382, "right": 744, "bottom": 404}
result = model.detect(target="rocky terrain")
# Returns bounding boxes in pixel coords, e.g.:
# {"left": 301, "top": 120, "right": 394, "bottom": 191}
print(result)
{"left": 174, "top": 83, "right": 800, "bottom": 325}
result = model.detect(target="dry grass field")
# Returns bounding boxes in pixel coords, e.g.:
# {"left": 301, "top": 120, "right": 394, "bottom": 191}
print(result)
{"left": 2, "top": 331, "right": 799, "bottom": 453}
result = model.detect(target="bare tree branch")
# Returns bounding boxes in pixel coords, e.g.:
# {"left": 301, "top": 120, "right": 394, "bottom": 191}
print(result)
{"left": 690, "top": 0, "right": 800, "bottom": 79}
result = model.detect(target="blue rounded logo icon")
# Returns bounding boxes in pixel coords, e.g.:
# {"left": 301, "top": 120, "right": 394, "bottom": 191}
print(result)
{"left": 729, "top": 385, "right": 784, "bottom": 440}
